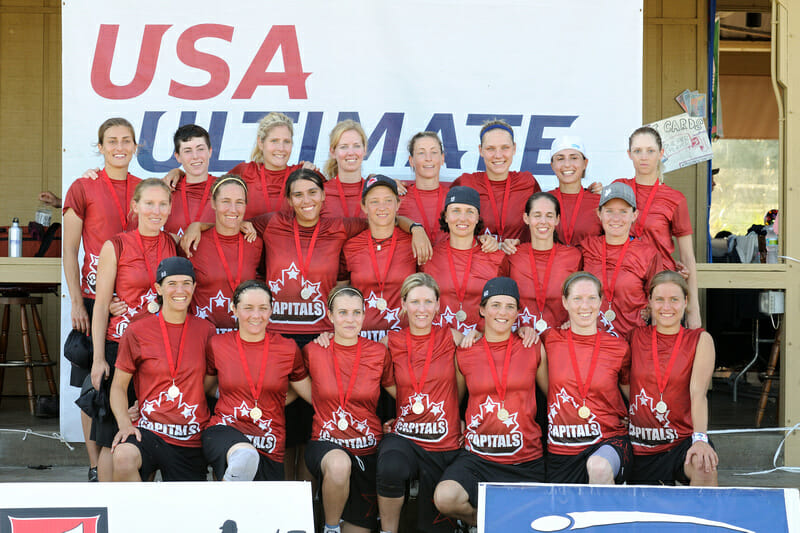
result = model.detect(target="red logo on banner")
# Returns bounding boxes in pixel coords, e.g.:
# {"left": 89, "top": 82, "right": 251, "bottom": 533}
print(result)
{"left": 8, "top": 516, "right": 100, "bottom": 533}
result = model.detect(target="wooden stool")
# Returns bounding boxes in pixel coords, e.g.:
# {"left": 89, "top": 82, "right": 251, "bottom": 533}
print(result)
{"left": 0, "top": 295, "right": 58, "bottom": 414}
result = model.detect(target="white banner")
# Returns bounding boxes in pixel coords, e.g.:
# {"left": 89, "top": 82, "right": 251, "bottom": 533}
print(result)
{"left": 0, "top": 481, "right": 314, "bottom": 533}
{"left": 60, "top": 0, "right": 643, "bottom": 440}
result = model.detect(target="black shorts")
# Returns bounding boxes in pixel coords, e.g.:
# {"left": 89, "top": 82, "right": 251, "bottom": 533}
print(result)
{"left": 377, "top": 434, "right": 460, "bottom": 533}
{"left": 68, "top": 298, "right": 95, "bottom": 387}
{"left": 284, "top": 333, "right": 317, "bottom": 448}
{"left": 305, "top": 439, "right": 378, "bottom": 530}
{"left": 90, "top": 340, "right": 121, "bottom": 448}
{"left": 123, "top": 428, "right": 207, "bottom": 481}
{"left": 630, "top": 436, "right": 716, "bottom": 485}
{"left": 202, "top": 424, "right": 285, "bottom": 481}
{"left": 439, "top": 450, "right": 545, "bottom": 508}
{"left": 546, "top": 435, "right": 633, "bottom": 484}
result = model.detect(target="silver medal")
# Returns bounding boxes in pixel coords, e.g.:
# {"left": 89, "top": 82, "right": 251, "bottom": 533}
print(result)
{"left": 655, "top": 400, "right": 668, "bottom": 414}
{"left": 497, "top": 408, "right": 510, "bottom": 421}
{"left": 167, "top": 384, "right": 180, "bottom": 399}
{"left": 535, "top": 318, "right": 548, "bottom": 332}
{"left": 249, "top": 406, "right": 263, "bottom": 421}
{"left": 455, "top": 309, "right": 468, "bottom": 322}
{"left": 376, "top": 297, "right": 387, "bottom": 311}
{"left": 604, "top": 309, "right": 616, "bottom": 322}
{"left": 337, "top": 417, "right": 349, "bottom": 431}
{"left": 300, "top": 287, "right": 312, "bottom": 300}
{"left": 412, "top": 401, "right": 424, "bottom": 415}
{"left": 147, "top": 300, "right": 160, "bottom": 314}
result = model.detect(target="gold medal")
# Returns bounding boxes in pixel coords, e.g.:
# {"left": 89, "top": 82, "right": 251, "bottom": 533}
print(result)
{"left": 604, "top": 309, "right": 616, "bottom": 322}
{"left": 249, "top": 406, "right": 262, "bottom": 421}
{"left": 300, "top": 287, "right": 312, "bottom": 300}
{"left": 655, "top": 400, "right": 668, "bottom": 414}
{"left": 535, "top": 318, "right": 548, "bottom": 332}
{"left": 376, "top": 297, "right": 387, "bottom": 311}
{"left": 167, "top": 384, "right": 180, "bottom": 399}
{"left": 455, "top": 309, "right": 468, "bottom": 322}
{"left": 337, "top": 417, "right": 349, "bottom": 431}
{"left": 412, "top": 401, "right": 424, "bottom": 415}
{"left": 497, "top": 408, "right": 509, "bottom": 421}
{"left": 578, "top": 404, "right": 591, "bottom": 419}
{"left": 147, "top": 300, "right": 160, "bottom": 314}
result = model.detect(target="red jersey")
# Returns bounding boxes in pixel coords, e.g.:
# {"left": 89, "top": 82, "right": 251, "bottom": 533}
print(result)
{"left": 304, "top": 339, "right": 393, "bottom": 456}
{"left": 386, "top": 326, "right": 461, "bottom": 452}
{"left": 344, "top": 228, "right": 417, "bottom": 340}
{"left": 451, "top": 171, "right": 540, "bottom": 241}
{"left": 62, "top": 171, "right": 141, "bottom": 298}
{"left": 500, "top": 243, "right": 582, "bottom": 331}
{"left": 543, "top": 328, "right": 630, "bottom": 455}
{"left": 163, "top": 176, "right": 216, "bottom": 237}
{"left": 116, "top": 313, "right": 215, "bottom": 447}
{"left": 546, "top": 188, "right": 603, "bottom": 246}
{"left": 321, "top": 177, "right": 366, "bottom": 219}
{"left": 207, "top": 331, "right": 307, "bottom": 461}
{"left": 253, "top": 213, "right": 367, "bottom": 335}
{"left": 397, "top": 182, "right": 450, "bottom": 244}
{"left": 628, "top": 326, "right": 704, "bottom": 455}
{"left": 188, "top": 228, "right": 263, "bottom": 333}
{"left": 613, "top": 178, "right": 693, "bottom": 270}
{"left": 107, "top": 230, "right": 176, "bottom": 341}
{"left": 579, "top": 236, "right": 663, "bottom": 339}
{"left": 229, "top": 161, "right": 299, "bottom": 219}
{"left": 457, "top": 336, "right": 543, "bottom": 463}
{"left": 421, "top": 241, "right": 504, "bottom": 334}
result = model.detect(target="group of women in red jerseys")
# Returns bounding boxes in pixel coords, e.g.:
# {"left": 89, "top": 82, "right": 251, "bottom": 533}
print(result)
{"left": 63, "top": 114, "right": 717, "bottom": 533}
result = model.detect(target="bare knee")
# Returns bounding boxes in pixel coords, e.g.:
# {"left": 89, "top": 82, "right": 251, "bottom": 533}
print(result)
{"left": 685, "top": 460, "right": 718, "bottom": 486}
{"left": 112, "top": 443, "right": 141, "bottom": 477}
{"left": 321, "top": 450, "right": 351, "bottom": 486}
{"left": 434, "top": 480, "right": 467, "bottom": 515}
{"left": 586, "top": 455, "right": 614, "bottom": 485}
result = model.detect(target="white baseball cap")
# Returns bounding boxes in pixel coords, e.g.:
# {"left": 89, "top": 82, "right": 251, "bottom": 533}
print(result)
{"left": 550, "top": 136, "right": 587, "bottom": 159}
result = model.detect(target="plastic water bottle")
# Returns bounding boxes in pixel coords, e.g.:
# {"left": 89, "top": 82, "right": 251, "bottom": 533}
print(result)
{"left": 766, "top": 223, "right": 779, "bottom": 264}
{"left": 8, "top": 218, "right": 22, "bottom": 257}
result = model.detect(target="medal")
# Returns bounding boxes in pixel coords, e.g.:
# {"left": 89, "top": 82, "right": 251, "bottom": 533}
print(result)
{"left": 535, "top": 318, "right": 548, "bottom": 332}
{"left": 578, "top": 405, "right": 591, "bottom": 419}
{"left": 293, "top": 218, "right": 321, "bottom": 303}
{"left": 566, "top": 329, "right": 601, "bottom": 424}
{"left": 655, "top": 400, "right": 668, "bottom": 414}
{"left": 604, "top": 309, "right": 616, "bottom": 322}
{"left": 412, "top": 401, "right": 425, "bottom": 415}
{"left": 601, "top": 237, "right": 632, "bottom": 326}
{"left": 133, "top": 230, "right": 164, "bottom": 314}
{"left": 147, "top": 300, "right": 160, "bottom": 314}
{"left": 376, "top": 297, "right": 387, "bottom": 311}
{"left": 337, "top": 417, "right": 349, "bottom": 431}
{"left": 447, "top": 244, "right": 475, "bottom": 326}
{"left": 236, "top": 334, "right": 270, "bottom": 426}
{"left": 497, "top": 407, "right": 510, "bottom": 421}
{"left": 455, "top": 309, "right": 468, "bottom": 322}
{"left": 168, "top": 384, "right": 180, "bottom": 399}
{"left": 331, "top": 340, "right": 362, "bottom": 435}
{"left": 367, "top": 230, "right": 398, "bottom": 315}
{"left": 249, "top": 406, "right": 263, "bottom": 421}
{"left": 481, "top": 338, "right": 514, "bottom": 429}
{"left": 405, "top": 329, "right": 436, "bottom": 420}
{"left": 157, "top": 314, "right": 189, "bottom": 405}
{"left": 528, "top": 245, "right": 556, "bottom": 333}
{"left": 651, "top": 326, "right": 685, "bottom": 417}
{"left": 300, "top": 287, "right": 312, "bottom": 300}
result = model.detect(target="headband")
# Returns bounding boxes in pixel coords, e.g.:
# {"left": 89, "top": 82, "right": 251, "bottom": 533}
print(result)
{"left": 480, "top": 124, "right": 515, "bottom": 142}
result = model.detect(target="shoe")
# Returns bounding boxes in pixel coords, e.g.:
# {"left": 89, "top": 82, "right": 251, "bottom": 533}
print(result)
{"left": 88, "top": 467, "right": 98, "bottom": 482}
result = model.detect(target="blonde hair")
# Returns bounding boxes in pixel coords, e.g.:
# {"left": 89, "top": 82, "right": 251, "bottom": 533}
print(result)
{"left": 648, "top": 270, "right": 689, "bottom": 298}
{"left": 324, "top": 120, "right": 368, "bottom": 179}
{"left": 400, "top": 273, "right": 440, "bottom": 302}
{"left": 250, "top": 112, "right": 294, "bottom": 163}
{"left": 327, "top": 285, "right": 364, "bottom": 311}
{"left": 211, "top": 174, "right": 248, "bottom": 203}
{"left": 132, "top": 178, "right": 172, "bottom": 204}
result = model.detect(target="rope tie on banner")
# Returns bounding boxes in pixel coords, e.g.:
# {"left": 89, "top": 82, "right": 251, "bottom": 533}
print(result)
{"left": 708, "top": 423, "right": 800, "bottom": 476}
{"left": 0, "top": 428, "right": 75, "bottom": 450}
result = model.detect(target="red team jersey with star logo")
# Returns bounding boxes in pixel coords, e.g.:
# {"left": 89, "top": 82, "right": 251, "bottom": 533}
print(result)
{"left": 163, "top": 177, "right": 216, "bottom": 237}
{"left": 106, "top": 231, "right": 176, "bottom": 341}
{"left": 545, "top": 187, "right": 603, "bottom": 247}
{"left": 451, "top": 171, "right": 540, "bottom": 241}
{"left": 252, "top": 212, "right": 367, "bottom": 335}
{"left": 500, "top": 243, "right": 583, "bottom": 331}
{"left": 188, "top": 228, "right": 263, "bottom": 333}
{"left": 206, "top": 331, "right": 307, "bottom": 461}
{"left": 321, "top": 177, "right": 366, "bottom": 219}
{"left": 421, "top": 242, "right": 504, "bottom": 334}
{"left": 116, "top": 313, "right": 215, "bottom": 447}
{"left": 344, "top": 228, "right": 417, "bottom": 340}
{"left": 397, "top": 182, "right": 451, "bottom": 245}
{"left": 304, "top": 339, "right": 393, "bottom": 456}
{"left": 386, "top": 326, "right": 461, "bottom": 451}
{"left": 229, "top": 161, "right": 300, "bottom": 219}
{"left": 63, "top": 173, "right": 140, "bottom": 298}
{"left": 457, "top": 336, "right": 543, "bottom": 464}
{"left": 542, "top": 328, "right": 630, "bottom": 456}
{"left": 628, "top": 325, "right": 704, "bottom": 455}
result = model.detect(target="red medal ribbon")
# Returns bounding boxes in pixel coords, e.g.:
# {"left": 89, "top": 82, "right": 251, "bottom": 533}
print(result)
{"left": 292, "top": 218, "right": 321, "bottom": 286}
{"left": 411, "top": 185, "right": 445, "bottom": 239}
{"left": 331, "top": 339, "right": 362, "bottom": 413}
{"left": 528, "top": 245, "right": 557, "bottom": 320}
{"left": 446, "top": 243, "right": 475, "bottom": 310}
{"left": 632, "top": 179, "right": 660, "bottom": 238}
{"left": 133, "top": 230, "right": 164, "bottom": 286}
{"left": 181, "top": 177, "right": 213, "bottom": 228}
{"left": 404, "top": 329, "right": 436, "bottom": 397}
{"left": 334, "top": 176, "right": 364, "bottom": 218}
{"left": 483, "top": 175, "right": 511, "bottom": 238}
{"left": 650, "top": 326, "right": 685, "bottom": 397}
{"left": 236, "top": 334, "right": 271, "bottom": 410}
{"left": 100, "top": 169, "right": 130, "bottom": 229}
{"left": 366, "top": 228, "right": 398, "bottom": 301}
{"left": 157, "top": 313, "right": 189, "bottom": 385}
{"left": 481, "top": 337, "right": 514, "bottom": 404}
{"left": 566, "top": 329, "right": 602, "bottom": 406}
{"left": 212, "top": 229, "right": 244, "bottom": 293}
{"left": 600, "top": 237, "right": 632, "bottom": 315}
{"left": 552, "top": 188, "right": 585, "bottom": 245}
{"left": 258, "top": 166, "right": 290, "bottom": 213}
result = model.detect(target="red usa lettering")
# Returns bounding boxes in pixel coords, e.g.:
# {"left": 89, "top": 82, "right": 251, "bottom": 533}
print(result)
{"left": 90, "top": 24, "right": 311, "bottom": 100}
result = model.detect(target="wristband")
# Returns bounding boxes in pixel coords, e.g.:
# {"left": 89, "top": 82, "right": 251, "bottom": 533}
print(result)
{"left": 692, "top": 432, "right": 708, "bottom": 444}
{"left": 409, "top": 222, "right": 424, "bottom": 232}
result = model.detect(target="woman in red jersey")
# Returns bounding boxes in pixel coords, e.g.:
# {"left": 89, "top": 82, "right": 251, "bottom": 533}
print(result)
{"left": 628, "top": 270, "right": 717, "bottom": 485}
{"left": 62, "top": 117, "right": 140, "bottom": 481}
{"left": 421, "top": 186, "right": 505, "bottom": 334}
{"left": 542, "top": 272, "right": 632, "bottom": 484}
{"left": 303, "top": 286, "right": 394, "bottom": 533}
{"left": 203, "top": 280, "right": 312, "bottom": 482}
{"left": 90, "top": 178, "right": 177, "bottom": 481}
{"left": 615, "top": 126, "right": 700, "bottom": 328}
{"left": 378, "top": 273, "right": 466, "bottom": 533}
{"left": 451, "top": 119, "right": 541, "bottom": 241}
{"left": 110, "top": 257, "right": 215, "bottom": 481}
{"left": 188, "top": 175, "right": 263, "bottom": 333}
{"left": 501, "top": 192, "right": 583, "bottom": 333}
{"left": 580, "top": 182, "right": 663, "bottom": 339}
{"left": 321, "top": 120, "right": 370, "bottom": 219}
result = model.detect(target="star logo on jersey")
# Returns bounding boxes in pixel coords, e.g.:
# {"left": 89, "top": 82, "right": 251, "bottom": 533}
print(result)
{"left": 269, "top": 262, "right": 326, "bottom": 325}
{"left": 518, "top": 306, "right": 535, "bottom": 325}
{"left": 395, "top": 393, "right": 449, "bottom": 443}
{"left": 218, "top": 401, "right": 277, "bottom": 452}
{"left": 194, "top": 290, "right": 232, "bottom": 321}
{"left": 434, "top": 305, "right": 476, "bottom": 335}
{"left": 547, "top": 387, "right": 602, "bottom": 447}
{"left": 464, "top": 396, "right": 523, "bottom": 456}
{"left": 628, "top": 388, "right": 679, "bottom": 447}
{"left": 113, "top": 288, "right": 158, "bottom": 339}
{"left": 364, "top": 291, "right": 402, "bottom": 331}
{"left": 319, "top": 407, "right": 376, "bottom": 450}
{"left": 138, "top": 390, "right": 201, "bottom": 441}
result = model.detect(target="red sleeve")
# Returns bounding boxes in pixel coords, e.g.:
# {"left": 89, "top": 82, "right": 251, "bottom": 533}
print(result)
{"left": 672, "top": 195, "right": 693, "bottom": 237}
{"left": 380, "top": 346, "right": 394, "bottom": 388}
{"left": 644, "top": 247, "right": 663, "bottom": 285}
{"left": 251, "top": 212, "right": 274, "bottom": 235}
{"left": 63, "top": 180, "right": 87, "bottom": 219}
{"left": 289, "top": 344, "right": 308, "bottom": 382}
{"left": 115, "top": 327, "right": 138, "bottom": 374}
{"left": 205, "top": 337, "right": 218, "bottom": 376}
{"left": 343, "top": 217, "right": 369, "bottom": 238}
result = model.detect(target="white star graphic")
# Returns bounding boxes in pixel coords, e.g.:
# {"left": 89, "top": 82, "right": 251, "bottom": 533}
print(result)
{"left": 441, "top": 307, "right": 455, "bottom": 325}
{"left": 366, "top": 294, "right": 379, "bottom": 309}
{"left": 518, "top": 307, "right": 535, "bottom": 325}
{"left": 285, "top": 264, "right": 300, "bottom": 280}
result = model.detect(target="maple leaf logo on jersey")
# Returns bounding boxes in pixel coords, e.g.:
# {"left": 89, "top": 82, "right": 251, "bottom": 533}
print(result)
{"left": 433, "top": 305, "right": 477, "bottom": 335}
{"left": 268, "top": 262, "right": 326, "bottom": 325}
{"left": 464, "top": 396, "right": 523, "bottom": 456}
{"left": 364, "top": 290, "right": 401, "bottom": 330}
{"left": 319, "top": 407, "right": 376, "bottom": 450}
{"left": 547, "top": 387, "right": 602, "bottom": 446}
{"left": 86, "top": 253, "right": 100, "bottom": 294}
{"left": 394, "top": 393, "right": 449, "bottom": 443}
{"left": 138, "top": 390, "right": 201, "bottom": 441}
{"left": 219, "top": 401, "right": 276, "bottom": 453}
{"left": 113, "top": 288, "right": 158, "bottom": 339}
{"left": 194, "top": 289, "right": 232, "bottom": 321}
{"left": 628, "top": 387, "right": 679, "bottom": 447}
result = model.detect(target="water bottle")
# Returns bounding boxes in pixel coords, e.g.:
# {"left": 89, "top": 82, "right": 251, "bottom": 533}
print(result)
{"left": 8, "top": 218, "right": 22, "bottom": 258}
{"left": 766, "top": 223, "right": 779, "bottom": 264}
{"left": 35, "top": 203, "right": 52, "bottom": 227}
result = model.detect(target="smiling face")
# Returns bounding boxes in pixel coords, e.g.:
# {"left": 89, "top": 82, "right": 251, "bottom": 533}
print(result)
{"left": 480, "top": 295, "right": 518, "bottom": 337}
{"left": 524, "top": 197, "right": 560, "bottom": 244}
{"left": 479, "top": 129, "right": 516, "bottom": 178}
{"left": 628, "top": 132, "right": 664, "bottom": 178}
{"left": 444, "top": 203, "right": 479, "bottom": 239}
{"left": 133, "top": 185, "right": 172, "bottom": 233}
{"left": 562, "top": 279, "right": 601, "bottom": 330}
{"left": 156, "top": 275, "right": 195, "bottom": 313}
{"left": 361, "top": 185, "right": 399, "bottom": 229}
{"left": 258, "top": 125, "right": 293, "bottom": 171}
{"left": 99, "top": 125, "right": 136, "bottom": 171}
{"left": 289, "top": 178, "right": 325, "bottom": 226}
{"left": 551, "top": 149, "right": 587, "bottom": 187}
{"left": 409, "top": 136, "right": 444, "bottom": 181}
{"left": 598, "top": 198, "right": 637, "bottom": 241}
{"left": 233, "top": 288, "right": 272, "bottom": 339}
{"left": 328, "top": 294, "right": 365, "bottom": 342}
{"left": 331, "top": 129, "right": 366, "bottom": 175}
{"left": 174, "top": 136, "right": 211, "bottom": 180}
{"left": 402, "top": 285, "right": 439, "bottom": 331}
{"left": 649, "top": 282, "right": 687, "bottom": 329}
{"left": 212, "top": 182, "right": 247, "bottom": 233}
